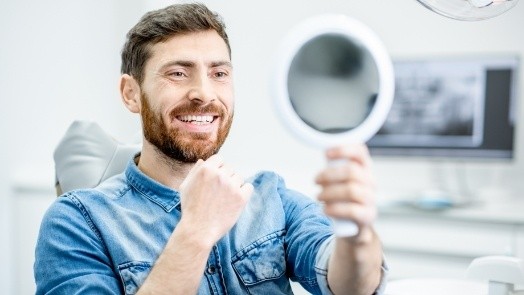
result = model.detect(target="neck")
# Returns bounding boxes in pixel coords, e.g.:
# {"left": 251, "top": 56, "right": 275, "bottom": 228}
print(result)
{"left": 137, "top": 142, "right": 195, "bottom": 190}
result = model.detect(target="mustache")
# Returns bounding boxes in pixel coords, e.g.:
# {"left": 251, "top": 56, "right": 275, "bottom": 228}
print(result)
{"left": 169, "top": 101, "right": 226, "bottom": 117}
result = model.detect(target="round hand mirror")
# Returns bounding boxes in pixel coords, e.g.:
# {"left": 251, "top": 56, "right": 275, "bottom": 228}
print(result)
{"left": 272, "top": 15, "right": 395, "bottom": 237}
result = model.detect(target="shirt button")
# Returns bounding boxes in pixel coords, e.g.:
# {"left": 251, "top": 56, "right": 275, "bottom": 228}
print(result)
{"left": 207, "top": 265, "right": 217, "bottom": 274}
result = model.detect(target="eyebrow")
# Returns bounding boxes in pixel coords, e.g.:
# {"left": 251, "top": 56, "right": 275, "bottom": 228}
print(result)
{"left": 159, "top": 60, "right": 233, "bottom": 71}
{"left": 210, "top": 60, "right": 233, "bottom": 68}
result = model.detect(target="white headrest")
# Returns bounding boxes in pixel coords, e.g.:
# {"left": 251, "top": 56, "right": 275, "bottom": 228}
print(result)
{"left": 54, "top": 121, "right": 140, "bottom": 194}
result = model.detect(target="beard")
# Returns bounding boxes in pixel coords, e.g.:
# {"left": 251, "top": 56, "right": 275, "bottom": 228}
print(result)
{"left": 140, "top": 91, "right": 233, "bottom": 163}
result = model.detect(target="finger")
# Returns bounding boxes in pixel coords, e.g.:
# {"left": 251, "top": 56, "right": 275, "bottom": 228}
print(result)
{"left": 180, "top": 159, "right": 205, "bottom": 188}
{"left": 317, "top": 183, "right": 375, "bottom": 205}
{"left": 323, "top": 202, "right": 377, "bottom": 225}
{"left": 315, "top": 162, "right": 374, "bottom": 186}
{"left": 230, "top": 173, "right": 245, "bottom": 188}
{"left": 204, "top": 154, "right": 225, "bottom": 168}
{"left": 219, "top": 163, "right": 236, "bottom": 178}
{"left": 326, "top": 144, "right": 372, "bottom": 168}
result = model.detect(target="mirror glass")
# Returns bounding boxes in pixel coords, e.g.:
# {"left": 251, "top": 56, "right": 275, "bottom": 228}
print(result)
{"left": 287, "top": 33, "right": 379, "bottom": 134}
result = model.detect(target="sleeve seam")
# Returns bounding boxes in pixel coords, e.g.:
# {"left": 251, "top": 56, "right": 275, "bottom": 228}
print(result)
{"left": 64, "top": 193, "right": 106, "bottom": 247}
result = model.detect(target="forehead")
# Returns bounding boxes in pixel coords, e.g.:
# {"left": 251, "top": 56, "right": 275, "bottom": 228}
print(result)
{"left": 147, "top": 30, "right": 230, "bottom": 67}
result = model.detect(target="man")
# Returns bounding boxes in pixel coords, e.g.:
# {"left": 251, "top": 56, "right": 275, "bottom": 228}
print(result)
{"left": 34, "top": 3, "right": 386, "bottom": 294}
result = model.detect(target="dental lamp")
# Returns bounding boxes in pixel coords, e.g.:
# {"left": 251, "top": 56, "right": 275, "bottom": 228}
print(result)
{"left": 417, "top": 0, "right": 519, "bottom": 21}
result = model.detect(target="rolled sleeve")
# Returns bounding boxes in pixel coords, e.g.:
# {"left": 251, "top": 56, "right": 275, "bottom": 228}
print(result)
{"left": 314, "top": 236, "right": 335, "bottom": 295}
{"left": 374, "top": 259, "right": 389, "bottom": 295}
{"left": 315, "top": 236, "right": 389, "bottom": 295}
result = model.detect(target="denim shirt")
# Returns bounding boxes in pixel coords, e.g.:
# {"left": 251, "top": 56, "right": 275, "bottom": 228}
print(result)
{"left": 35, "top": 158, "right": 386, "bottom": 294}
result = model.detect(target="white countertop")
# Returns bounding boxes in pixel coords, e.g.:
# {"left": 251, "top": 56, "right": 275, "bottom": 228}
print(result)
{"left": 378, "top": 195, "right": 524, "bottom": 225}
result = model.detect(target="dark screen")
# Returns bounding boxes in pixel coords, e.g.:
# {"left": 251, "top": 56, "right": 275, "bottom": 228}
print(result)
{"left": 367, "top": 57, "right": 518, "bottom": 159}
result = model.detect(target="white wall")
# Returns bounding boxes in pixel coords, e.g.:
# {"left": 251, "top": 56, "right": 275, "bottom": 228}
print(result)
{"left": 0, "top": 1, "right": 146, "bottom": 293}
{"left": 1, "top": 0, "right": 524, "bottom": 293}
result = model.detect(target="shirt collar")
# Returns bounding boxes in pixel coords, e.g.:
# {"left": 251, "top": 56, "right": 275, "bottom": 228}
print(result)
{"left": 125, "top": 154, "right": 181, "bottom": 212}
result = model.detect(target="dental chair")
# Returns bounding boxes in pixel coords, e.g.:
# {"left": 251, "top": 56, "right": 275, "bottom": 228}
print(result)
{"left": 54, "top": 120, "right": 524, "bottom": 295}
{"left": 54, "top": 120, "right": 140, "bottom": 195}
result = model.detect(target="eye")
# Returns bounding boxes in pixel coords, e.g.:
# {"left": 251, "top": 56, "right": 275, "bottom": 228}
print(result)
{"left": 170, "top": 71, "right": 186, "bottom": 77}
{"left": 213, "top": 71, "right": 232, "bottom": 83}
{"left": 213, "top": 71, "right": 229, "bottom": 79}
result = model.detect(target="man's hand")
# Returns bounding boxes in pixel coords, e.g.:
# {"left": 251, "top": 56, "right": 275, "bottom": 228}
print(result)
{"left": 316, "top": 144, "right": 383, "bottom": 295}
{"left": 315, "top": 144, "right": 377, "bottom": 241}
{"left": 137, "top": 155, "right": 253, "bottom": 295}
{"left": 178, "top": 154, "right": 254, "bottom": 247}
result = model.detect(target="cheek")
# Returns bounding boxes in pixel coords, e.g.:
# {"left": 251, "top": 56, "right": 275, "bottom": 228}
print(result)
{"left": 143, "top": 88, "right": 176, "bottom": 115}
{"left": 225, "top": 97, "right": 235, "bottom": 112}
{"left": 220, "top": 87, "right": 235, "bottom": 111}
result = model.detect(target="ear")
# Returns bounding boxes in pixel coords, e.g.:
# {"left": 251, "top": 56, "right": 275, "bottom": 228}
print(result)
{"left": 120, "top": 74, "right": 141, "bottom": 114}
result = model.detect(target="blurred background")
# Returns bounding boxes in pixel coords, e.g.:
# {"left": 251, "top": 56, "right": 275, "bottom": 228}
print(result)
{"left": 1, "top": 0, "right": 523, "bottom": 294}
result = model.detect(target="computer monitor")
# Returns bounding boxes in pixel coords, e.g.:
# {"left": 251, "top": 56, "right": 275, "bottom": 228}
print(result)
{"left": 367, "top": 55, "right": 519, "bottom": 207}
{"left": 368, "top": 55, "right": 519, "bottom": 160}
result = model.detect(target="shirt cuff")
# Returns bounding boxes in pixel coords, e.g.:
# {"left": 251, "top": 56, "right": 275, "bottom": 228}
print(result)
{"left": 314, "top": 236, "right": 389, "bottom": 295}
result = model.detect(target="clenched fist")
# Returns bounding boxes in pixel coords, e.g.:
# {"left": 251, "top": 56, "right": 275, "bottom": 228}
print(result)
{"left": 315, "top": 144, "right": 377, "bottom": 241}
{"left": 178, "top": 155, "right": 254, "bottom": 246}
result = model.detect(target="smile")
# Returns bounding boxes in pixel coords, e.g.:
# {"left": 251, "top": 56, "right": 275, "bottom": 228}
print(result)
{"left": 176, "top": 115, "right": 216, "bottom": 125}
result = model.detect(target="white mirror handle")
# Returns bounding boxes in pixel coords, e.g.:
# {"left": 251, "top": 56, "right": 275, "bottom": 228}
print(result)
{"left": 327, "top": 159, "right": 359, "bottom": 237}
{"left": 332, "top": 219, "right": 359, "bottom": 237}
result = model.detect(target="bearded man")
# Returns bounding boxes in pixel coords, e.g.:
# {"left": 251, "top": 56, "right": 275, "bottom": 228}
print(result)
{"left": 34, "top": 3, "right": 386, "bottom": 295}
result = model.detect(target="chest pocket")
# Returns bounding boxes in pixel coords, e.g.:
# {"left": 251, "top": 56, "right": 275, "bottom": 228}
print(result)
{"left": 231, "top": 230, "right": 291, "bottom": 294}
{"left": 117, "top": 261, "right": 152, "bottom": 295}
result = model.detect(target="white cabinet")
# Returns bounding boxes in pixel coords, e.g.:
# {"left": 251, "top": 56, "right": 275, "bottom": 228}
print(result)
{"left": 11, "top": 184, "right": 55, "bottom": 295}
{"left": 518, "top": 225, "right": 524, "bottom": 259}
{"left": 375, "top": 201, "right": 524, "bottom": 281}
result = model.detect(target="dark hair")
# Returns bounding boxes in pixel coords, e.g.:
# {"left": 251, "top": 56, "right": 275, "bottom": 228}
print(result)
{"left": 121, "top": 3, "right": 230, "bottom": 85}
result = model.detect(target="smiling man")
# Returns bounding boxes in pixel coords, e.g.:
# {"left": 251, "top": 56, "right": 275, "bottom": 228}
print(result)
{"left": 34, "top": 3, "right": 386, "bottom": 295}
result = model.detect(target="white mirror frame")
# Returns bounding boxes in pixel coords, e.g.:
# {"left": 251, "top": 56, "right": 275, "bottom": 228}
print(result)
{"left": 273, "top": 14, "right": 395, "bottom": 149}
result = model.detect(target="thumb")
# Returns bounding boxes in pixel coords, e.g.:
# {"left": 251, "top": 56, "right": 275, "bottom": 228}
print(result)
{"left": 180, "top": 159, "right": 204, "bottom": 190}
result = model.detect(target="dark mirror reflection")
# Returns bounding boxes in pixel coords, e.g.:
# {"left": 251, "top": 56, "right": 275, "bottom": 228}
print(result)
{"left": 287, "top": 34, "right": 379, "bottom": 133}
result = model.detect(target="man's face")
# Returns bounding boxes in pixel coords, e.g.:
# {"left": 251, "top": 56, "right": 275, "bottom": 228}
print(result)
{"left": 139, "top": 30, "right": 234, "bottom": 162}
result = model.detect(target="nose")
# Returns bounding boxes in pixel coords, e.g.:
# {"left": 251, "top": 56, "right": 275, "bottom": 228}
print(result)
{"left": 188, "top": 74, "right": 216, "bottom": 104}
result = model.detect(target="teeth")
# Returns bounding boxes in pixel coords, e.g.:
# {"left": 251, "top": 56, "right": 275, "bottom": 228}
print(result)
{"left": 178, "top": 115, "right": 214, "bottom": 124}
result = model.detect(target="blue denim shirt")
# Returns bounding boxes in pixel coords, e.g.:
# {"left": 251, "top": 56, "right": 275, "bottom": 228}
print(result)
{"left": 35, "top": 158, "right": 386, "bottom": 294}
